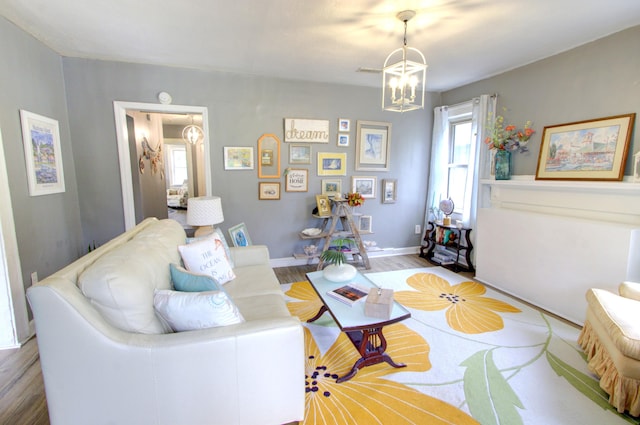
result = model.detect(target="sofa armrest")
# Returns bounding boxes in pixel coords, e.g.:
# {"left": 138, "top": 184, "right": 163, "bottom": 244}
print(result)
{"left": 619, "top": 281, "right": 640, "bottom": 301}
{"left": 229, "top": 244, "right": 270, "bottom": 267}
{"left": 29, "top": 283, "right": 304, "bottom": 425}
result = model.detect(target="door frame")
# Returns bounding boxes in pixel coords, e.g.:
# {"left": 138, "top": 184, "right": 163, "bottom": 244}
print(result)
{"left": 0, "top": 128, "right": 30, "bottom": 348}
{"left": 113, "top": 101, "right": 211, "bottom": 230}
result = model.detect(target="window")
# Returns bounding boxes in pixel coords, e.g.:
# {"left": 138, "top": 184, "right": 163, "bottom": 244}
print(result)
{"left": 447, "top": 119, "right": 472, "bottom": 214}
{"left": 166, "top": 144, "right": 188, "bottom": 187}
{"left": 444, "top": 103, "right": 473, "bottom": 217}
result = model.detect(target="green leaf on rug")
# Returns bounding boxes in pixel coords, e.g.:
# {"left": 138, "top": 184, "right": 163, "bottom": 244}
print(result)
{"left": 461, "top": 349, "right": 524, "bottom": 425}
{"left": 545, "top": 351, "right": 613, "bottom": 411}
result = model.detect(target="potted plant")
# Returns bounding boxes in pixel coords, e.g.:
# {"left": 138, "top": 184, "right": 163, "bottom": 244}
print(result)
{"left": 321, "top": 237, "right": 358, "bottom": 282}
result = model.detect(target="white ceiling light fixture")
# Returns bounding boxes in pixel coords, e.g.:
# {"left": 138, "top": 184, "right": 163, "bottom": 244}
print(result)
{"left": 382, "top": 10, "right": 427, "bottom": 113}
{"left": 182, "top": 115, "right": 204, "bottom": 145}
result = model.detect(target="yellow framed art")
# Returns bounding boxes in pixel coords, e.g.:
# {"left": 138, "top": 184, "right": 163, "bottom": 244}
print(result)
{"left": 317, "top": 152, "right": 347, "bottom": 176}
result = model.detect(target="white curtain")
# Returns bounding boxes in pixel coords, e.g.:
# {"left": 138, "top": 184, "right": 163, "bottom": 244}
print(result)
{"left": 464, "top": 94, "right": 496, "bottom": 230}
{"left": 425, "top": 95, "right": 496, "bottom": 251}
{"left": 425, "top": 105, "right": 450, "bottom": 225}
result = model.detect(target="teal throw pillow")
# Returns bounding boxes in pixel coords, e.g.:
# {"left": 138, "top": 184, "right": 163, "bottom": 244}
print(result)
{"left": 170, "top": 263, "right": 221, "bottom": 292}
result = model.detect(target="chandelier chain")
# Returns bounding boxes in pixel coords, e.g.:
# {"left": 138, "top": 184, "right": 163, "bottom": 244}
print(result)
{"left": 403, "top": 20, "right": 408, "bottom": 47}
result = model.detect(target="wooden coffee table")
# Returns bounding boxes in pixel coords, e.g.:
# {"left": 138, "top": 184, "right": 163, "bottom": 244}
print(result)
{"left": 306, "top": 270, "right": 411, "bottom": 383}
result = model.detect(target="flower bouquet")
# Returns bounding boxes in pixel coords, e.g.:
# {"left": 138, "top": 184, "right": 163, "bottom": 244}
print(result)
{"left": 346, "top": 192, "right": 365, "bottom": 207}
{"left": 484, "top": 113, "right": 535, "bottom": 153}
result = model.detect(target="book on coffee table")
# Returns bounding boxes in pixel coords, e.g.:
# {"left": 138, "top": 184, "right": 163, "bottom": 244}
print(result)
{"left": 327, "top": 284, "right": 369, "bottom": 306}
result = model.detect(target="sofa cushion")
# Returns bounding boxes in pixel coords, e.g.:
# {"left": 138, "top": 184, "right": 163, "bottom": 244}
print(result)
{"left": 179, "top": 234, "right": 236, "bottom": 285}
{"left": 223, "top": 265, "right": 284, "bottom": 299}
{"left": 170, "top": 263, "right": 221, "bottom": 292}
{"left": 233, "top": 294, "right": 292, "bottom": 321}
{"left": 186, "top": 228, "right": 235, "bottom": 268}
{"left": 78, "top": 219, "right": 186, "bottom": 334}
{"left": 587, "top": 288, "right": 640, "bottom": 360}
{"left": 154, "top": 289, "right": 245, "bottom": 332}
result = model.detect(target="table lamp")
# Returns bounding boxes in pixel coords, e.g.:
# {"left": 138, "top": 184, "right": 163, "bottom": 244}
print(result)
{"left": 186, "top": 196, "right": 224, "bottom": 237}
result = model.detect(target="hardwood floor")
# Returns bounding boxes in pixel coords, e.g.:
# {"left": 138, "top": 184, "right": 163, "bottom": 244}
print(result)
{"left": 273, "top": 253, "right": 437, "bottom": 284}
{"left": 0, "top": 254, "right": 437, "bottom": 425}
{"left": 0, "top": 334, "right": 48, "bottom": 425}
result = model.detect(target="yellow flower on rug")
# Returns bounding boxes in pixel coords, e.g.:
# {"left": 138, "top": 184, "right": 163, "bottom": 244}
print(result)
{"left": 285, "top": 280, "right": 479, "bottom": 424}
{"left": 394, "top": 273, "right": 521, "bottom": 334}
{"left": 302, "top": 326, "right": 479, "bottom": 425}
{"left": 285, "top": 281, "right": 325, "bottom": 322}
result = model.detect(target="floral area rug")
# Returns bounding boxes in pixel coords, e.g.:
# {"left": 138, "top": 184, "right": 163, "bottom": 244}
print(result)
{"left": 283, "top": 267, "right": 640, "bottom": 425}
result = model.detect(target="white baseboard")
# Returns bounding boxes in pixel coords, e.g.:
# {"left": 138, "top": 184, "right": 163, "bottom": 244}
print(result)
{"left": 270, "top": 246, "right": 421, "bottom": 268}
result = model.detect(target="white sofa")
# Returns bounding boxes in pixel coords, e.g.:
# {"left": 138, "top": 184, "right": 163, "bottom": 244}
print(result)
{"left": 27, "top": 218, "right": 304, "bottom": 425}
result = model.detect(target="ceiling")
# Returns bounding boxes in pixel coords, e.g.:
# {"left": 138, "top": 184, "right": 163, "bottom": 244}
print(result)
{"left": 2, "top": 0, "right": 640, "bottom": 92}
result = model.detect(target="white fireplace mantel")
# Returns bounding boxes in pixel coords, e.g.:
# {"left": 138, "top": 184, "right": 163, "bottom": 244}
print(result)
{"left": 480, "top": 176, "right": 640, "bottom": 226}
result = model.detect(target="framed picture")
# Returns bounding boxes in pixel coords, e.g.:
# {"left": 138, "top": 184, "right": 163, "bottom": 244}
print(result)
{"left": 285, "top": 168, "right": 308, "bottom": 192}
{"left": 358, "top": 215, "right": 372, "bottom": 233}
{"left": 535, "top": 113, "right": 635, "bottom": 181}
{"left": 228, "top": 223, "right": 252, "bottom": 247}
{"left": 223, "top": 147, "right": 254, "bottom": 170}
{"left": 20, "top": 110, "right": 65, "bottom": 196}
{"left": 321, "top": 178, "right": 342, "bottom": 198}
{"left": 315, "top": 194, "right": 332, "bottom": 216}
{"left": 338, "top": 118, "right": 350, "bottom": 132}
{"left": 382, "top": 179, "right": 397, "bottom": 203}
{"left": 633, "top": 151, "right": 640, "bottom": 183}
{"left": 355, "top": 120, "right": 392, "bottom": 171}
{"left": 317, "top": 152, "right": 347, "bottom": 176}
{"left": 351, "top": 176, "right": 376, "bottom": 198}
{"left": 289, "top": 144, "right": 311, "bottom": 164}
{"left": 258, "top": 133, "right": 281, "bottom": 178}
{"left": 337, "top": 134, "right": 349, "bottom": 147}
{"left": 258, "top": 182, "right": 280, "bottom": 200}
{"left": 261, "top": 149, "right": 273, "bottom": 166}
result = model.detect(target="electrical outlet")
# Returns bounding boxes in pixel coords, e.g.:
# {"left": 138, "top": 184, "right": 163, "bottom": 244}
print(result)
{"left": 415, "top": 225, "right": 421, "bottom": 234}
{"left": 30, "top": 271, "right": 38, "bottom": 285}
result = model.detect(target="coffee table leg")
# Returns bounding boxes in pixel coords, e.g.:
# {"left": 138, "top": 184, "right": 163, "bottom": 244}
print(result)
{"left": 336, "top": 327, "right": 406, "bottom": 383}
{"left": 307, "top": 305, "right": 328, "bottom": 323}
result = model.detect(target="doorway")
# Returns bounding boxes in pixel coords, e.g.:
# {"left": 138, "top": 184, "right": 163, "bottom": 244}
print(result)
{"left": 113, "top": 102, "right": 211, "bottom": 230}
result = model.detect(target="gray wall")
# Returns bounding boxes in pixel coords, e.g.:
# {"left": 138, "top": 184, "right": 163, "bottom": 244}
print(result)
{"left": 441, "top": 25, "right": 640, "bottom": 177}
{"left": 0, "top": 18, "right": 83, "bottom": 293}
{"left": 62, "top": 58, "right": 436, "bottom": 258}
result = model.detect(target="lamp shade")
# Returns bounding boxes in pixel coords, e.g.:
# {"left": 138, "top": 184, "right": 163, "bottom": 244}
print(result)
{"left": 186, "top": 196, "right": 224, "bottom": 226}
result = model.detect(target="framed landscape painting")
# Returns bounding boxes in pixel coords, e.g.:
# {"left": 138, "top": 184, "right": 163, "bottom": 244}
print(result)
{"left": 20, "top": 110, "right": 65, "bottom": 196}
{"left": 289, "top": 144, "right": 311, "bottom": 164}
{"left": 535, "top": 113, "right": 635, "bottom": 181}
{"left": 224, "top": 147, "right": 254, "bottom": 170}
{"left": 351, "top": 176, "right": 376, "bottom": 198}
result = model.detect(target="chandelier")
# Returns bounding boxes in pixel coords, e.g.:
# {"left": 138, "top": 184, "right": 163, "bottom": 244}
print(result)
{"left": 382, "top": 10, "right": 427, "bottom": 113}
{"left": 182, "top": 115, "right": 204, "bottom": 145}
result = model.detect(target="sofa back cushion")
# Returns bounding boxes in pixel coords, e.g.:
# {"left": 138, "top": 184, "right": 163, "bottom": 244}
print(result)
{"left": 78, "top": 219, "right": 186, "bottom": 334}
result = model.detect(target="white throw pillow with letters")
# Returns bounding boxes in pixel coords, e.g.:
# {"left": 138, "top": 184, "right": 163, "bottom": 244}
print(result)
{"left": 154, "top": 289, "right": 245, "bottom": 331}
{"left": 178, "top": 233, "right": 236, "bottom": 284}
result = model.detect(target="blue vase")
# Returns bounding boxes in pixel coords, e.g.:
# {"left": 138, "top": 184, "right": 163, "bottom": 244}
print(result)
{"left": 494, "top": 150, "right": 511, "bottom": 180}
